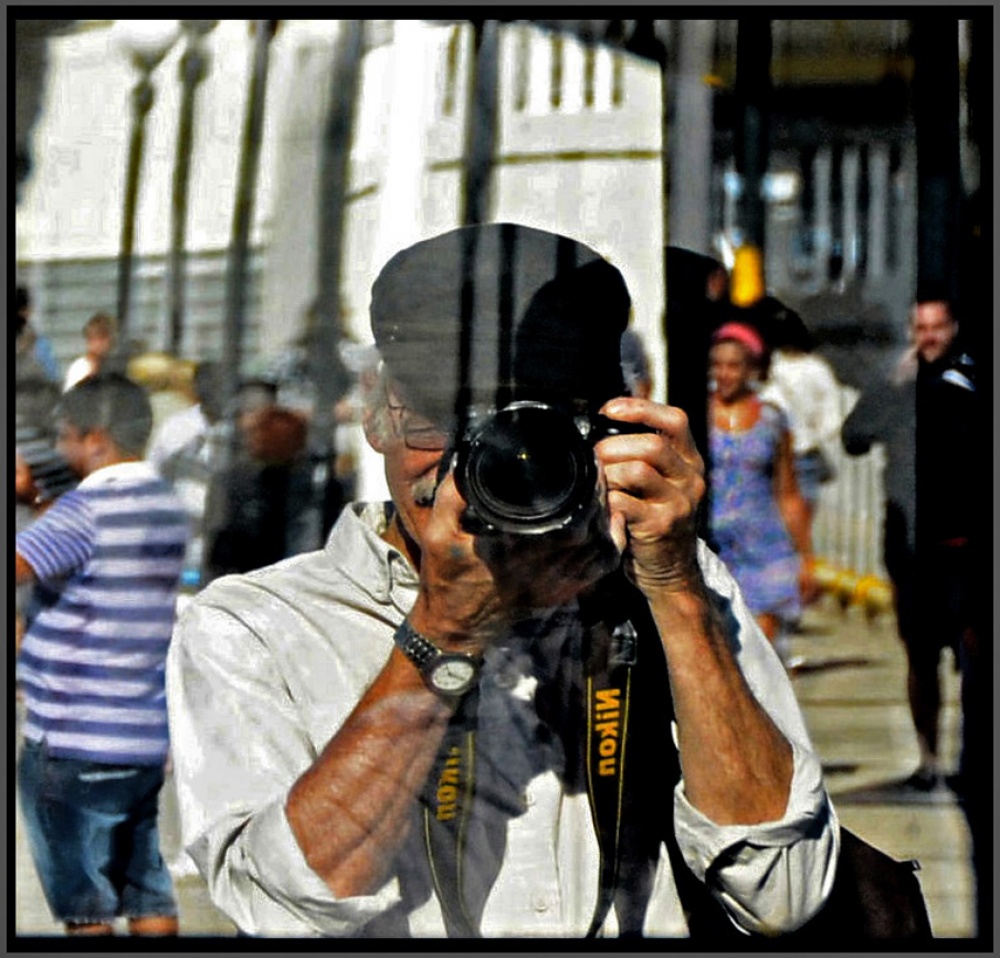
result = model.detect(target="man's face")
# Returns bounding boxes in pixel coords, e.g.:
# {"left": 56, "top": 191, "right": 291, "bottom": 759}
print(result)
{"left": 86, "top": 330, "right": 113, "bottom": 361}
{"left": 911, "top": 301, "right": 958, "bottom": 365}
{"left": 370, "top": 383, "right": 450, "bottom": 556}
{"left": 55, "top": 422, "right": 91, "bottom": 478}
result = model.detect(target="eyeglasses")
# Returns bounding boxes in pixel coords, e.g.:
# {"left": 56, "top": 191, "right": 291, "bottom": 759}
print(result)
{"left": 385, "top": 398, "right": 450, "bottom": 451}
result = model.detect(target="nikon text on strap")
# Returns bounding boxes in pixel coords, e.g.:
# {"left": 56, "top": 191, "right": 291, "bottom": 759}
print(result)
{"left": 419, "top": 572, "right": 647, "bottom": 938}
{"left": 581, "top": 607, "right": 638, "bottom": 937}
{"left": 421, "top": 694, "right": 482, "bottom": 938}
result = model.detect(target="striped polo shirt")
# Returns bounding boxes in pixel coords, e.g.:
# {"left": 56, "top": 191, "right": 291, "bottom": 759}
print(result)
{"left": 16, "top": 460, "right": 189, "bottom": 765}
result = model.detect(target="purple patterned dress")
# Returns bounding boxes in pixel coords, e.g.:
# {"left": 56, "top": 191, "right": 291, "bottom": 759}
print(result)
{"left": 709, "top": 401, "right": 802, "bottom": 623}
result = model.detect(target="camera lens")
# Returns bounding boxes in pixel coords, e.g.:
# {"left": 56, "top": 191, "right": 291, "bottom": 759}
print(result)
{"left": 459, "top": 402, "right": 596, "bottom": 534}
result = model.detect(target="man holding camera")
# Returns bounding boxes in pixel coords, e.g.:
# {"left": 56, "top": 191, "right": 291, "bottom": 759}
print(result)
{"left": 167, "top": 224, "right": 837, "bottom": 938}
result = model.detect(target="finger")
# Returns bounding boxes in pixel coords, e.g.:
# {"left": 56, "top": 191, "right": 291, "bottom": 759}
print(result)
{"left": 600, "top": 398, "right": 701, "bottom": 461}
{"left": 596, "top": 418, "right": 704, "bottom": 483}
{"left": 608, "top": 510, "right": 628, "bottom": 554}
{"left": 424, "top": 470, "right": 479, "bottom": 555}
{"left": 601, "top": 458, "right": 670, "bottom": 499}
{"left": 601, "top": 447, "right": 705, "bottom": 508}
{"left": 606, "top": 486, "right": 698, "bottom": 532}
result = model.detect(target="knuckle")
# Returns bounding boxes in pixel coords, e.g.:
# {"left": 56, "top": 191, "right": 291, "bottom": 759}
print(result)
{"left": 690, "top": 473, "right": 707, "bottom": 503}
{"left": 667, "top": 405, "right": 690, "bottom": 430}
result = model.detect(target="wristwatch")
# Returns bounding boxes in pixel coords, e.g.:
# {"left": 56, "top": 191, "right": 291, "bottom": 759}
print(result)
{"left": 393, "top": 619, "right": 483, "bottom": 698}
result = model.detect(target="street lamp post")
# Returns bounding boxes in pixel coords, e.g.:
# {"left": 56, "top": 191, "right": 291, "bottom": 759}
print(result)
{"left": 112, "top": 20, "right": 179, "bottom": 354}
{"left": 310, "top": 20, "right": 364, "bottom": 539}
{"left": 460, "top": 19, "right": 500, "bottom": 227}
{"left": 733, "top": 19, "right": 772, "bottom": 254}
{"left": 166, "top": 20, "right": 217, "bottom": 356}
{"left": 220, "top": 20, "right": 278, "bottom": 424}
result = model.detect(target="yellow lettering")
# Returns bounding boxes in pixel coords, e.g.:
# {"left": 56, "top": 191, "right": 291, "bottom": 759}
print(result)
{"left": 595, "top": 688, "right": 621, "bottom": 711}
{"left": 434, "top": 746, "right": 464, "bottom": 821}
{"left": 593, "top": 688, "right": 622, "bottom": 777}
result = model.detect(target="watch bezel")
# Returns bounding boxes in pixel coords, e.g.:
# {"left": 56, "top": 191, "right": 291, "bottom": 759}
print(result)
{"left": 426, "top": 654, "right": 481, "bottom": 695}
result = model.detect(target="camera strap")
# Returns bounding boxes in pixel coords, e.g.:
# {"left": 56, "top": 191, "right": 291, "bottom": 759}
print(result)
{"left": 421, "top": 690, "right": 482, "bottom": 938}
{"left": 581, "top": 612, "right": 637, "bottom": 937}
{"left": 419, "top": 582, "right": 648, "bottom": 938}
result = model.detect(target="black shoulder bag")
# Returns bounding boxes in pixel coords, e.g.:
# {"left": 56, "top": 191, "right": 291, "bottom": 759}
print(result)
{"left": 590, "top": 573, "right": 935, "bottom": 942}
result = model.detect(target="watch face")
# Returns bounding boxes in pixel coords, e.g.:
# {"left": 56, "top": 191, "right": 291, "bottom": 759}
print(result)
{"left": 429, "top": 657, "right": 478, "bottom": 694}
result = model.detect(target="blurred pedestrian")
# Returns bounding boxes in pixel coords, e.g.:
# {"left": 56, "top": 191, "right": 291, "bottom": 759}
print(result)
{"left": 758, "top": 303, "right": 844, "bottom": 532}
{"left": 842, "top": 294, "right": 979, "bottom": 791}
{"left": 148, "top": 361, "right": 226, "bottom": 588}
{"left": 16, "top": 296, "right": 61, "bottom": 435}
{"left": 63, "top": 311, "right": 116, "bottom": 392}
{"left": 15, "top": 372, "right": 188, "bottom": 936}
{"left": 16, "top": 285, "right": 61, "bottom": 384}
{"left": 203, "top": 403, "right": 314, "bottom": 580}
{"left": 708, "top": 322, "right": 815, "bottom": 659}
{"left": 15, "top": 298, "right": 77, "bottom": 653}
{"left": 262, "top": 301, "right": 358, "bottom": 539}
{"left": 148, "top": 361, "right": 223, "bottom": 474}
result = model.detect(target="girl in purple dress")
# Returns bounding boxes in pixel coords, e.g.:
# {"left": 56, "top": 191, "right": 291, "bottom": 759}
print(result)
{"left": 708, "top": 322, "right": 815, "bottom": 653}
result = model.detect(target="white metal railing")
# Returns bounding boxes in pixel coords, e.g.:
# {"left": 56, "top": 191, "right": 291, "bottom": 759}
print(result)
{"left": 812, "top": 385, "right": 891, "bottom": 612}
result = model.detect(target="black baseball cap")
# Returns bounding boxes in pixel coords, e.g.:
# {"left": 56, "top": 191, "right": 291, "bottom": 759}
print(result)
{"left": 370, "top": 223, "right": 631, "bottom": 429}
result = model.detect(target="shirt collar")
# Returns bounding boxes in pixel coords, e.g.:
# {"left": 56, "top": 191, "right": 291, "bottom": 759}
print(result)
{"left": 78, "top": 459, "right": 158, "bottom": 489}
{"left": 326, "top": 501, "right": 418, "bottom": 609}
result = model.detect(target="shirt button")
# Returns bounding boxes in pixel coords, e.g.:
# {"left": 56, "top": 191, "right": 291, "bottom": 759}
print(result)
{"left": 521, "top": 788, "right": 536, "bottom": 809}
{"left": 531, "top": 894, "right": 552, "bottom": 914}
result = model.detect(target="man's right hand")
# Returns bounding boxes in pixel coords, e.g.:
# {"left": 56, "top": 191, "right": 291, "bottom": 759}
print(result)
{"left": 407, "top": 470, "right": 619, "bottom": 652}
{"left": 406, "top": 470, "right": 505, "bottom": 652}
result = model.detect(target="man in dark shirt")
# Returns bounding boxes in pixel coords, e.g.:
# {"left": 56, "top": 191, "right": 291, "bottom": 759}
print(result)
{"left": 842, "top": 296, "right": 978, "bottom": 791}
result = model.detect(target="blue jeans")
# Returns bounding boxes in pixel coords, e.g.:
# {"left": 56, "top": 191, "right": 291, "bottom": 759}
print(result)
{"left": 18, "top": 739, "right": 177, "bottom": 924}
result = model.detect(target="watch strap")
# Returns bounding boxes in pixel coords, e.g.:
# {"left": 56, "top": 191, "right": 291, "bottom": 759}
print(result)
{"left": 393, "top": 618, "right": 444, "bottom": 668}
{"left": 393, "top": 619, "right": 482, "bottom": 692}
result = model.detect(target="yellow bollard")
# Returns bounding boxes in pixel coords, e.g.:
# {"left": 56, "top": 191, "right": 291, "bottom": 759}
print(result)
{"left": 855, "top": 574, "right": 893, "bottom": 619}
{"left": 811, "top": 558, "right": 840, "bottom": 594}
{"left": 833, "top": 569, "right": 860, "bottom": 609}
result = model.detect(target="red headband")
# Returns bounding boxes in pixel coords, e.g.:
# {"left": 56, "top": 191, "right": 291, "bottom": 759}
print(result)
{"left": 712, "top": 321, "right": 764, "bottom": 359}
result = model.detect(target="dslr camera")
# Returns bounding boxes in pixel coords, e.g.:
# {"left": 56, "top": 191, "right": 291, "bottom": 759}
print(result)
{"left": 449, "top": 400, "right": 647, "bottom": 536}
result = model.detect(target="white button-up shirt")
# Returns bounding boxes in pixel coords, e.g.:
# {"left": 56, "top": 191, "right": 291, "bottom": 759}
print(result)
{"left": 166, "top": 502, "right": 838, "bottom": 937}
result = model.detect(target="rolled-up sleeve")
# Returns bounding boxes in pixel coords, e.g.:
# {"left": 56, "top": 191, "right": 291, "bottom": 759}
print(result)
{"left": 166, "top": 595, "right": 400, "bottom": 936}
{"left": 670, "top": 543, "right": 841, "bottom": 935}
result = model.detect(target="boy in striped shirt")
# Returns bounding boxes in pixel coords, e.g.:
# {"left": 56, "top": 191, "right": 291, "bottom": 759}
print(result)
{"left": 15, "top": 373, "right": 189, "bottom": 937}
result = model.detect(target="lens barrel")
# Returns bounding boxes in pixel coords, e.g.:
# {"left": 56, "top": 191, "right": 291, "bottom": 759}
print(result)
{"left": 455, "top": 402, "right": 597, "bottom": 535}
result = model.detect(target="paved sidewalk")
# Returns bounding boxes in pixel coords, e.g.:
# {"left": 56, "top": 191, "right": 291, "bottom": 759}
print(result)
{"left": 13, "top": 597, "right": 976, "bottom": 939}
{"left": 787, "top": 597, "right": 975, "bottom": 939}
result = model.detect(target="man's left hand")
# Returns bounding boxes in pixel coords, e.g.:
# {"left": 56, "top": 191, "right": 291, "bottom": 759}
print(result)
{"left": 595, "top": 398, "right": 706, "bottom": 596}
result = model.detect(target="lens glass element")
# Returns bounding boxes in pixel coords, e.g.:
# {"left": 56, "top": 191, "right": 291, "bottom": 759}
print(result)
{"left": 461, "top": 403, "right": 595, "bottom": 533}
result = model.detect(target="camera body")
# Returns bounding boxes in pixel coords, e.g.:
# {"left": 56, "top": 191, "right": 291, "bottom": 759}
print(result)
{"left": 451, "top": 400, "right": 645, "bottom": 536}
